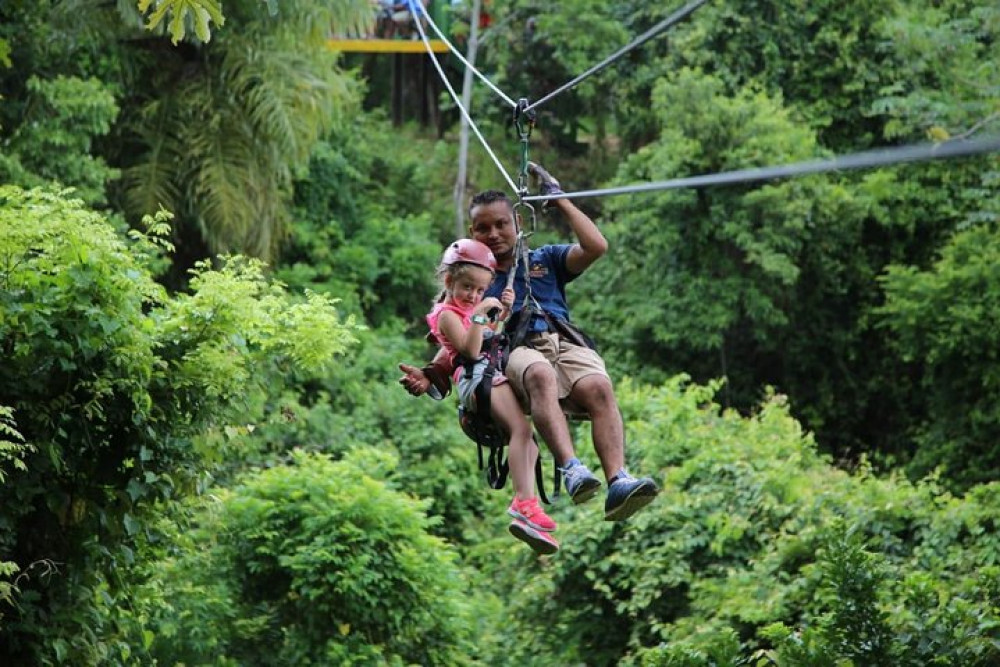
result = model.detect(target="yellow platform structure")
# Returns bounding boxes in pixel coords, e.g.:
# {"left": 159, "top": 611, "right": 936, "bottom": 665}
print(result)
{"left": 327, "top": 38, "right": 449, "bottom": 53}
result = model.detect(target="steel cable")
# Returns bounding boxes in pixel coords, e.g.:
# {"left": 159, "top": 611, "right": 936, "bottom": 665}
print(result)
{"left": 414, "top": 0, "right": 517, "bottom": 108}
{"left": 522, "top": 136, "right": 1000, "bottom": 202}
{"left": 523, "top": 0, "right": 710, "bottom": 114}
{"left": 409, "top": 1, "right": 519, "bottom": 193}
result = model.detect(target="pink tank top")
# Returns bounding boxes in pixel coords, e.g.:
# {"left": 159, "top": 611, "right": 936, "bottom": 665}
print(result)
{"left": 426, "top": 301, "right": 474, "bottom": 377}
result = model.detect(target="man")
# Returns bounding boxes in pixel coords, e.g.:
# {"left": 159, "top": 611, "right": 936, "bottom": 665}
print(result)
{"left": 383, "top": 0, "right": 428, "bottom": 39}
{"left": 400, "top": 163, "right": 658, "bottom": 521}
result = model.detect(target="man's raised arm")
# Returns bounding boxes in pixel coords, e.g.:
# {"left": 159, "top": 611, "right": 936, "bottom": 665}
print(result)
{"left": 529, "top": 162, "right": 607, "bottom": 275}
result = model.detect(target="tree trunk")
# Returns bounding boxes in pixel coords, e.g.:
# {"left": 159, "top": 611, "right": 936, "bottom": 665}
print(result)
{"left": 454, "top": 0, "right": 482, "bottom": 237}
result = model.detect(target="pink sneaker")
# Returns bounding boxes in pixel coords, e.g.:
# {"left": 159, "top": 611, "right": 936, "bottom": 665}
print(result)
{"left": 507, "top": 496, "right": 558, "bottom": 532}
{"left": 508, "top": 519, "right": 560, "bottom": 555}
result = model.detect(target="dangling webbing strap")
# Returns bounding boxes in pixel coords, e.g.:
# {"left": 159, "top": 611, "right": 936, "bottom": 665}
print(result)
{"left": 462, "top": 332, "right": 553, "bottom": 504}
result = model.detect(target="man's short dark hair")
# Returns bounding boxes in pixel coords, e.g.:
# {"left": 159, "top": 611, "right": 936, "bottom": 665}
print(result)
{"left": 468, "top": 190, "right": 512, "bottom": 217}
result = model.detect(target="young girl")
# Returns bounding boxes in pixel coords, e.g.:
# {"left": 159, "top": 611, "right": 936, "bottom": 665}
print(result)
{"left": 427, "top": 239, "right": 559, "bottom": 555}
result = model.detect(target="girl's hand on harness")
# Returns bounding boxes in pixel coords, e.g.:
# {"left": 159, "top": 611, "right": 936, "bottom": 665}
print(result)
{"left": 475, "top": 297, "right": 503, "bottom": 321}
{"left": 499, "top": 287, "right": 514, "bottom": 320}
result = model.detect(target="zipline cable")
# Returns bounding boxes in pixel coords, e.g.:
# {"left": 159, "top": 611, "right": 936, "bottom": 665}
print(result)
{"left": 523, "top": 0, "right": 711, "bottom": 114}
{"left": 522, "top": 136, "right": 1000, "bottom": 202}
{"left": 407, "top": 2, "right": 996, "bottom": 206}
{"left": 415, "top": 0, "right": 517, "bottom": 108}
{"left": 409, "top": 0, "right": 519, "bottom": 194}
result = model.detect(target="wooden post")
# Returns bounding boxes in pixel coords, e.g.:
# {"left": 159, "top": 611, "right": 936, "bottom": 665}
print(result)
{"left": 454, "top": 0, "right": 483, "bottom": 237}
{"left": 420, "top": 53, "right": 429, "bottom": 126}
{"left": 392, "top": 52, "right": 403, "bottom": 126}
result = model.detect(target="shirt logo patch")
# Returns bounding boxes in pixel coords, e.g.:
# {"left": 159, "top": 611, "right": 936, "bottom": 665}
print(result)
{"left": 529, "top": 262, "right": 548, "bottom": 279}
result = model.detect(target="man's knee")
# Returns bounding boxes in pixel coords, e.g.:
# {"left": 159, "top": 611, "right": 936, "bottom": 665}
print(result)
{"left": 523, "top": 361, "right": 557, "bottom": 392}
{"left": 572, "top": 374, "right": 616, "bottom": 410}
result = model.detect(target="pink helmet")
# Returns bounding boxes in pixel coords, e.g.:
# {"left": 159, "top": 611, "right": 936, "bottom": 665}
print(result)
{"left": 441, "top": 239, "right": 497, "bottom": 272}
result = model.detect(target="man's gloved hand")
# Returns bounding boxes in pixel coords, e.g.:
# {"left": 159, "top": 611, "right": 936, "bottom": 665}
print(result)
{"left": 528, "top": 161, "right": 564, "bottom": 200}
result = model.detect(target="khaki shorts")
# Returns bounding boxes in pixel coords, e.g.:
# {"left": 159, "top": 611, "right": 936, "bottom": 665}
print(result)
{"left": 504, "top": 332, "right": 608, "bottom": 414}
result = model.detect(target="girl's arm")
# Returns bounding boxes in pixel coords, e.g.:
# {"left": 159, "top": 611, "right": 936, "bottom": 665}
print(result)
{"left": 438, "top": 297, "right": 502, "bottom": 359}
{"left": 438, "top": 310, "right": 484, "bottom": 360}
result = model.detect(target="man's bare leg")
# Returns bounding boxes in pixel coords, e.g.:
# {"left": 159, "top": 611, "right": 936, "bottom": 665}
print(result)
{"left": 569, "top": 374, "right": 624, "bottom": 480}
{"left": 571, "top": 374, "right": 658, "bottom": 520}
{"left": 521, "top": 362, "right": 576, "bottom": 465}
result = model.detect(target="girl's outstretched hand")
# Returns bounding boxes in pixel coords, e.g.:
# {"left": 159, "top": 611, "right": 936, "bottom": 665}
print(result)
{"left": 398, "top": 363, "right": 429, "bottom": 396}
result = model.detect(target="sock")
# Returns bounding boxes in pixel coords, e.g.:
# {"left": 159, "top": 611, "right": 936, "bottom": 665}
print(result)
{"left": 562, "top": 457, "right": 581, "bottom": 469}
{"left": 610, "top": 468, "right": 628, "bottom": 484}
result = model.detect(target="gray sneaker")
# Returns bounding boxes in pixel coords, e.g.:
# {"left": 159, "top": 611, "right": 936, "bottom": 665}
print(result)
{"left": 560, "top": 461, "right": 601, "bottom": 504}
{"left": 604, "top": 472, "right": 658, "bottom": 521}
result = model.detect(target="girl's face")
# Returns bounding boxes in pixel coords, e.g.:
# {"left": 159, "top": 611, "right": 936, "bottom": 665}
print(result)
{"left": 447, "top": 265, "right": 493, "bottom": 309}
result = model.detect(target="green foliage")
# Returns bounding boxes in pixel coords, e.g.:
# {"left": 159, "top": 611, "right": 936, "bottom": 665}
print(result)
{"left": 0, "top": 185, "right": 164, "bottom": 662}
{"left": 216, "top": 325, "right": 494, "bottom": 543}
{"left": 133, "top": 451, "right": 476, "bottom": 665}
{"left": 0, "top": 406, "right": 28, "bottom": 620}
{"left": 476, "top": 378, "right": 1000, "bottom": 665}
{"left": 572, "top": 44, "right": 995, "bottom": 464}
{"left": 608, "top": 0, "right": 996, "bottom": 151}
{"left": 316, "top": 327, "right": 495, "bottom": 539}
{"left": 798, "top": 523, "right": 892, "bottom": 665}
{"left": 878, "top": 223, "right": 1000, "bottom": 488}
{"left": 138, "top": 0, "right": 225, "bottom": 44}
{"left": 485, "top": 0, "right": 630, "bottom": 152}
{"left": 280, "top": 120, "right": 444, "bottom": 326}
{"left": 574, "top": 68, "right": 859, "bottom": 410}
{"left": 155, "top": 254, "right": 359, "bottom": 410}
{"left": 137, "top": 0, "right": 375, "bottom": 45}
{"left": 0, "top": 186, "right": 360, "bottom": 663}
{"left": 0, "top": 406, "right": 32, "bottom": 485}
{"left": 875, "top": 1, "right": 1000, "bottom": 141}
{"left": 0, "top": 75, "right": 120, "bottom": 205}
{"left": 120, "top": 0, "right": 371, "bottom": 261}
{"left": 677, "top": 0, "right": 898, "bottom": 148}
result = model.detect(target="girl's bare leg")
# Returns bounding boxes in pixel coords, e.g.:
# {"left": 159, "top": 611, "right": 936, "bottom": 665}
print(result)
{"left": 490, "top": 384, "right": 535, "bottom": 500}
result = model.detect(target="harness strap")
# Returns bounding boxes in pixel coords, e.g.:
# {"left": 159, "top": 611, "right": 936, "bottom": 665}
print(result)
{"left": 459, "top": 332, "right": 552, "bottom": 503}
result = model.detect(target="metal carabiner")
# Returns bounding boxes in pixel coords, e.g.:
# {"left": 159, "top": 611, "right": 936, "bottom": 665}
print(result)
{"left": 512, "top": 200, "right": 537, "bottom": 238}
{"left": 513, "top": 98, "right": 536, "bottom": 199}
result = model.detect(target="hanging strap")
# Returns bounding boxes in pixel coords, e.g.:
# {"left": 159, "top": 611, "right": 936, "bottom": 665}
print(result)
{"left": 459, "top": 331, "right": 553, "bottom": 504}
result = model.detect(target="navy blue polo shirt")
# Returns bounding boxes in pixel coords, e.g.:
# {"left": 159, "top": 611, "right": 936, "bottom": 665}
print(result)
{"left": 487, "top": 244, "right": 578, "bottom": 333}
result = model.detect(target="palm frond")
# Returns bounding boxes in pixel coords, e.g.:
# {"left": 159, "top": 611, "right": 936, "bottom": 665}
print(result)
{"left": 121, "top": 0, "right": 369, "bottom": 261}
{"left": 263, "top": 0, "right": 375, "bottom": 41}
{"left": 123, "top": 100, "right": 184, "bottom": 218}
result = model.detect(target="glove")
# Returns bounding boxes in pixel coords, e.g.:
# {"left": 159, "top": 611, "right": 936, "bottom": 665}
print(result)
{"left": 528, "top": 161, "right": 564, "bottom": 198}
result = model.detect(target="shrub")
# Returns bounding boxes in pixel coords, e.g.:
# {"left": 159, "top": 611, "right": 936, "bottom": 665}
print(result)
{"left": 0, "top": 186, "right": 360, "bottom": 663}
{"left": 137, "top": 450, "right": 477, "bottom": 666}
{"left": 476, "top": 377, "right": 1000, "bottom": 666}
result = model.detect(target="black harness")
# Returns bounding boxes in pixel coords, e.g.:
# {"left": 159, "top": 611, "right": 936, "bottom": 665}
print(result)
{"left": 457, "top": 328, "right": 556, "bottom": 503}
{"left": 451, "top": 237, "right": 595, "bottom": 502}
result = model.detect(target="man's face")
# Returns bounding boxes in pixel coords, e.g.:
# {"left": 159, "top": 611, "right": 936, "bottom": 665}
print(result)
{"left": 469, "top": 201, "right": 517, "bottom": 260}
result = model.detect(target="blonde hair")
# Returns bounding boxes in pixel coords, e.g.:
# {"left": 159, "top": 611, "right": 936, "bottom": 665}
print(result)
{"left": 433, "top": 262, "right": 489, "bottom": 304}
